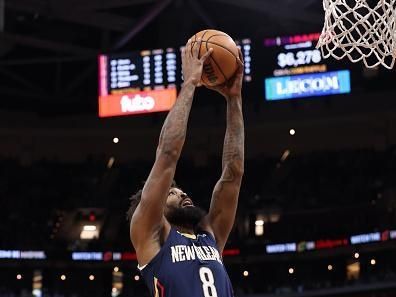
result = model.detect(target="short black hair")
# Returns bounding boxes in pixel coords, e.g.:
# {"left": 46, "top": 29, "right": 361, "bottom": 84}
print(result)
{"left": 126, "top": 180, "right": 178, "bottom": 222}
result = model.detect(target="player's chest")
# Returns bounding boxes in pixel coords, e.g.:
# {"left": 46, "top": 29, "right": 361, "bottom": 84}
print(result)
{"left": 168, "top": 242, "right": 222, "bottom": 265}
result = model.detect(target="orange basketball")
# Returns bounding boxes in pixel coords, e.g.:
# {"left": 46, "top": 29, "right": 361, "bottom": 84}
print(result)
{"left": 187, "top": 29, "right": 239, "bottom": 87}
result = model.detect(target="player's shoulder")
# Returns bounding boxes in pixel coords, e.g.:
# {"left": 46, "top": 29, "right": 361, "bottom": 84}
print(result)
{"left": 196, "top": 228, "right": 216, "bottom": 242}
{"left": 197, "top": 216, "right": 216, "bottom": 240}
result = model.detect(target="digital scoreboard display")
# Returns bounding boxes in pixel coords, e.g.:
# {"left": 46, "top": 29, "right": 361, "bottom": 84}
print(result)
{"left": 106, "top": 48, "right": 179, "bottom": 90}
{"left": 98, "top": 48, "right": 178, "bottom": 118}
{"left": 263, "top": 33, "right": 351, "bottom": 101}
{"left": 99, "top": 39, "right": 252, "bottom": 118}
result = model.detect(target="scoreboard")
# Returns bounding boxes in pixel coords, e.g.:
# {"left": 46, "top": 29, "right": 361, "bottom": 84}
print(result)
{"left": 263, "top": 33, "right": 351, "bottom": 101}
{"left": 98, "top": 49, "right": 179, "bottom": 118}
{"left": 98, "top": 39, "right": 252, "bottom": 118}
{"left": 104, "top": 48, "right": 179, "bottom": 91}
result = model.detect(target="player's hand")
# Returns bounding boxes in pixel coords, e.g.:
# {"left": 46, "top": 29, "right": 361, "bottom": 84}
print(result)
{"left": 182, "top": 38, "right": 213, "bottom": 86}
{"left": 206, "top": 48, "right": 244, "bottom": 99}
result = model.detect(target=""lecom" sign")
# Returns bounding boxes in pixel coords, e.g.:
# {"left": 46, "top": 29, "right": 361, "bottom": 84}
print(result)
{"left": 99, "top": 88, "right": 177, "bottom": 117}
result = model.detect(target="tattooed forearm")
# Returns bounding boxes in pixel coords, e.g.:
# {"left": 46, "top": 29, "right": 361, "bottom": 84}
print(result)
{"left": 211, "top": 164, "right": 237, "bottom": 202}
{"left": 221, "top": 96, "right": 244, "bottom": 176}
{"left": 157, "top": 82, "right": 196, "bottom": 157}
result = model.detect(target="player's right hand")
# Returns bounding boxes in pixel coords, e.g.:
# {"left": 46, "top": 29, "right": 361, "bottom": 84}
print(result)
{"left": 182, "top": 38, "right": 213, "bottom": 86}
{"left": 206, "top": 48, "right": 244, "bottom": 99}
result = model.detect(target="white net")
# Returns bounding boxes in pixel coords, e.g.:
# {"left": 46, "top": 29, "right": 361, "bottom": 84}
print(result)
{"left": 317, "top": 0, "right": 396, "bottom": 69}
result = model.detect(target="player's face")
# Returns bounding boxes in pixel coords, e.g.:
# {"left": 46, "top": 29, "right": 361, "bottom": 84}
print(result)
{"left": 164, "top": 187, "right": 205, "bottom": 229}
{"left": 166, "top": 188, "right": 194, "bottom": 209}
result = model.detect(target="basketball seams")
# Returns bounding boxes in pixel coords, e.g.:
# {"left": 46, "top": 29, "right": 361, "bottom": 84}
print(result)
{"left": 200, "top": 69, "right": 211, "bottom": 86}
{"left": 206, "top": 33, "right": 238, "bottom": 57}
{"left": 187, "top": 30, "right": 238, "bottom": 86}
{"left": 190, "top": 33, "right": 197, "bottom": 57}
{"left": 209, "top": 56, "right": 227, "bottom": 85}
{"left": 190, "top": 32, "right": 237, "bottom": 59}
{"left": 206, "top": 41, "right": 228, "bottom": 84}
{"left": 191, "top": 30, "right": 211, "bottom": 58}
{"left": 198, "top": 30, "right": 210, "bottom": 59}
{"left": 205, "top": 33, "right": 230, "bottom": 39}
{"left": 206, "top": 34, "right": 238, "bottom": 84}
{"left": 200, "top": 30, "right": 211, "bottom": 85}
{"left": 205, "top": 41, "right": 238, "bottom": 59}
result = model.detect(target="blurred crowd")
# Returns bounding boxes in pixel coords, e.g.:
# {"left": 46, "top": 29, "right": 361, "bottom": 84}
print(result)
{"left": 1, "top": 148, "right": 396, "bottom": 295}
{"left": 1, "top": 147, "right": 396, "bottom": 250}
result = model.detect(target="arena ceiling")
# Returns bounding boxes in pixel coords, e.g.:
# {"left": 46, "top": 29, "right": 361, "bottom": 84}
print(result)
{"left": 0, "top": 0, "right": 323, "bottom": 114}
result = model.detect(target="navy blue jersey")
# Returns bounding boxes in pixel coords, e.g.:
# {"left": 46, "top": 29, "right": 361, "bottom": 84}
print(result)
{"left": 139, "top": 228, "right": 234, "bottom": 297}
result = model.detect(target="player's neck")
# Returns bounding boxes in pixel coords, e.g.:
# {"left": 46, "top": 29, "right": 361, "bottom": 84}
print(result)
{"left": 173, "top": 225, "right": 195, "bottom": 235}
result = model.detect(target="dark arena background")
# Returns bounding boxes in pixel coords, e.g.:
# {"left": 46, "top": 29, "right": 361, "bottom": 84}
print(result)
{"left": 1, "top": 0, "right": 396, "bottom": 297}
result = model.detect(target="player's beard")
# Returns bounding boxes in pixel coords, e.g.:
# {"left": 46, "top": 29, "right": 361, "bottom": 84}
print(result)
{"left": 165, "top": 205, "right": 206, "bottom": 229}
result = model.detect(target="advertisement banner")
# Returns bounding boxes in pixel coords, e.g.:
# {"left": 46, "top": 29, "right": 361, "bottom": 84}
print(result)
{"left": 99, "top": 88, "right": 177, "bottom": 117}
{"left": 265, "top": 70, "right": 351, "bottom": 100}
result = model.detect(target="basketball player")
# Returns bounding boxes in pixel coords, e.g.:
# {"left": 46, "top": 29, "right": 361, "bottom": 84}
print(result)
{"left": 127, "top": 38, "right": 244, "bottom": 297}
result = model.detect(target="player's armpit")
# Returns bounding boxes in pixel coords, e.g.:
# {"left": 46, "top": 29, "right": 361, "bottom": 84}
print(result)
{"left": 130, "top": 154, "right": 175, "bottom": 265}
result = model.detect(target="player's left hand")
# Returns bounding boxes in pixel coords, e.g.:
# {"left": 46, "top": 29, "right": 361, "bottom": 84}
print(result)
{"left": 182, "top": 38, "right": 213, "bottom": 86}
{"left": 205, "top": 48, "right": 244, "bottom": 99}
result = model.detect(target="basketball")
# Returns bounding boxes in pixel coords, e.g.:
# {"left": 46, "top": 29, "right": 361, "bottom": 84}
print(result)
{"left": 187, "top": 29, "right": 239, "bottom": 87}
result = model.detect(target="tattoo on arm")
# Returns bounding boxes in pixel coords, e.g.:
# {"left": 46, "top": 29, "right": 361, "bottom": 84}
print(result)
{"left": 211, "top": 164, "right": 237, "bottom": 215}
{"left": 157, "top": 83, "right": 196, "bottom": 156}
{"left": 221, "top": 97, "right": 244, "bottom": 176}
{"left": 211, "top": 97, "right": 244, "bottom": 211}
{"left": 208, "top": 97, "right": 244, "bottom": 243}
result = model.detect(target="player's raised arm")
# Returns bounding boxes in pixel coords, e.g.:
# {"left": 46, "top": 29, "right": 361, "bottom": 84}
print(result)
{"left": 130, "top": 39, "right": 213, "bottom": 266}
{"left": 206, "top": 50, "right": 245, "bottom": 252}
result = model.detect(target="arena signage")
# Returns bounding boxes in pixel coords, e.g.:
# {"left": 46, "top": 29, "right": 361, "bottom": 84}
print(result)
{"left": 266, "top": 243, "right": 296, "bottom": 254}
{"left": 99, "top": 88, "right": 177, "bottom": 117}
{"left": 264, "top": 33, "right": 321, "bottom": 47}
{"left": 0, "top": 250, "right": 46, "bottom": 259}
{"left": 297, "top": 241, "right": 315, "bottom": 252}
{"left": 265, "top": 70, "right": 351, "bottom": 100}
{"left": 72, "top": 252, "right": 103, "bottom": 261}
{"left": 350, "top": 232, "right": 381, "bottom": 245}
{"left": 315, "top": 239, "right": 348, "bottom": 250}
{"left": 70, "top": 250, "right": 237, "bottom": 261}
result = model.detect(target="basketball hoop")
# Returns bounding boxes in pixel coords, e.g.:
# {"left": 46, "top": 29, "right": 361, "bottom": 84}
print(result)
{"left": 317, "top": 0, "right": 396, "bottom": 69}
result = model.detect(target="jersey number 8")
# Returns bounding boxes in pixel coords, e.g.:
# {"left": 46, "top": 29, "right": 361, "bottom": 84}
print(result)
{"left": 199, "top": 267, "right": 218, "bottom": 297}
